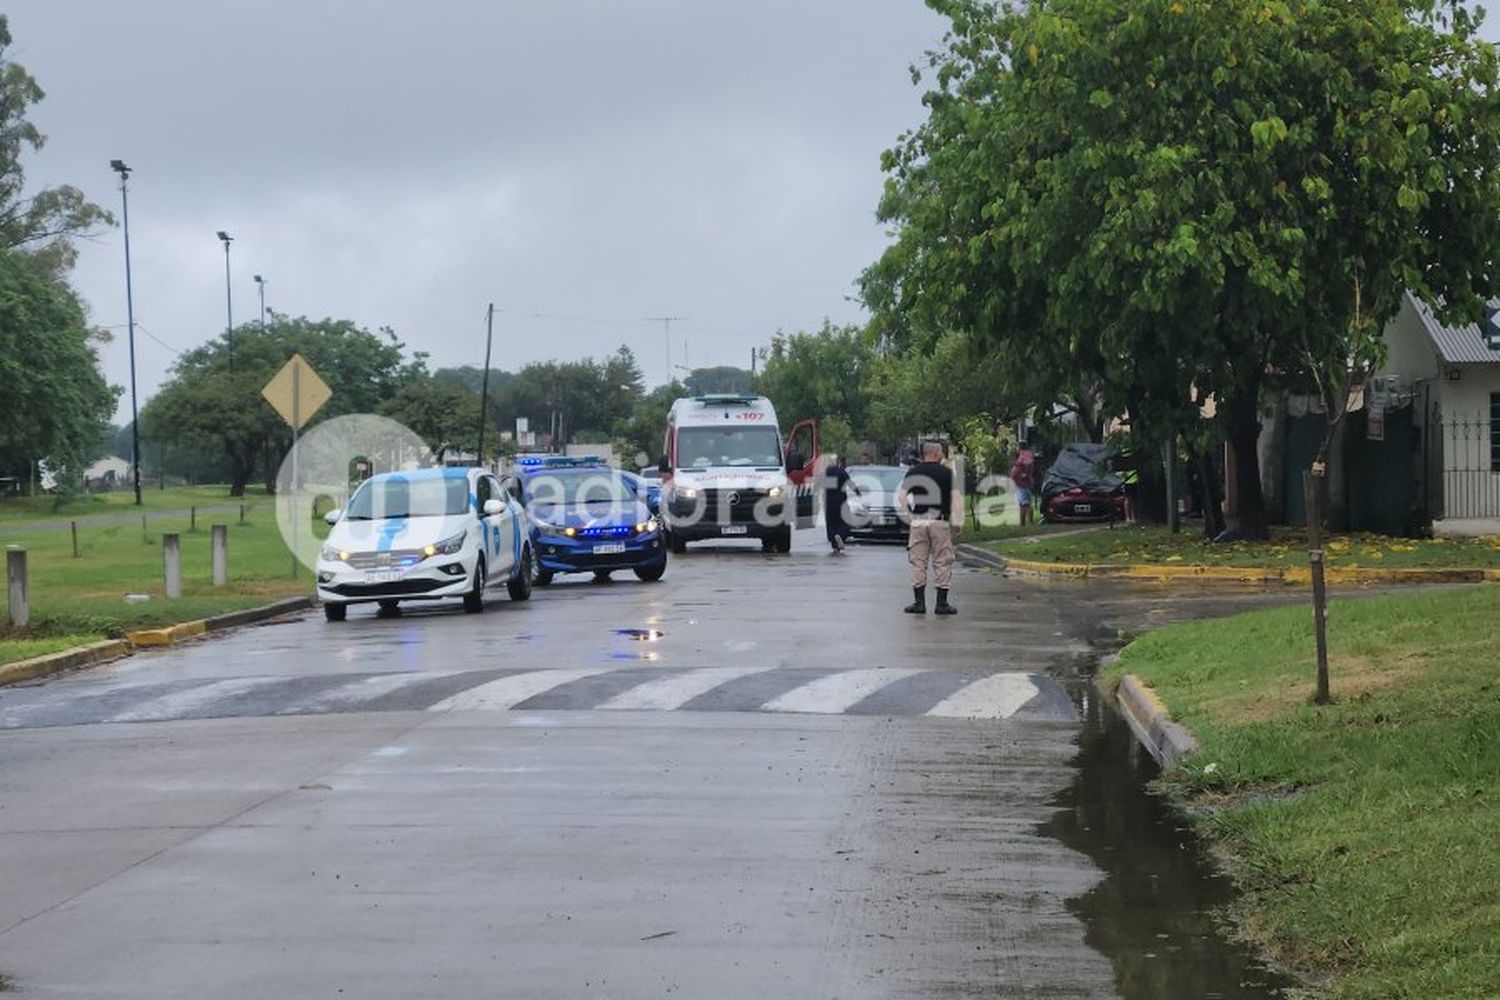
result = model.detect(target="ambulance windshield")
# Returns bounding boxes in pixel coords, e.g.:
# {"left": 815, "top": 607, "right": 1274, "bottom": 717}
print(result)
{"left": 677, "top": 427, "right": 782, "bottom": 468}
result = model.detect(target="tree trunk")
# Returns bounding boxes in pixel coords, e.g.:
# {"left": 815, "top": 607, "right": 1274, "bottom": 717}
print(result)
{"left": 1224, "top": 389, "right": 1269, "bottom": 540}
{"left": 1198, "top": 450, "right": 1226, "bottom": 539}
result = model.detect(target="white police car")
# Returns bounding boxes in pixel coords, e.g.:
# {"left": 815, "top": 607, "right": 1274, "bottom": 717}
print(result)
{"left": 316, "top": 467, "right": 533, "bottom": 621}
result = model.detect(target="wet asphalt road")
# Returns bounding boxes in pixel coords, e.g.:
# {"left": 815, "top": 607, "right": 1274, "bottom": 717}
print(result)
{"left": 0, "top": 528, "right": 1299, "bottom": 999}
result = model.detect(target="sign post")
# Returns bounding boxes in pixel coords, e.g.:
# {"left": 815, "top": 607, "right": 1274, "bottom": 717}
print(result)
{"left": 261, "top": 354, "right": 332, "bottom": 578}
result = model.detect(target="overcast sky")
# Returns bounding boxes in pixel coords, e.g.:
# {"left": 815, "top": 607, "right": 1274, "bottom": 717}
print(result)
{"left": 7, "top": 1, "right": 948, "bottom": 421}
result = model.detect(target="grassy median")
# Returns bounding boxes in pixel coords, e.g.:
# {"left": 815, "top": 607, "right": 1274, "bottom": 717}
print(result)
{"left": 1, "top": 505, "right": 308, "bottom": 666}
{"left": 989, "top": 522, "right": 1500, "bottom": 570}
{"left": 1108, "top": 584, "right": 1500, "bottom": 999}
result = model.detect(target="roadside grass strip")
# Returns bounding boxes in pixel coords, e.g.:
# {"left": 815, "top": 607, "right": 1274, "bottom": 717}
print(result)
{"left": 0, "top": 510, "right": 309, "bottom": 664}
{"left": 989, "top": 523, "right": 1500, "bottom": 575}
{"left": 1106, "top": 583, "right": 1500, "bottom": 999}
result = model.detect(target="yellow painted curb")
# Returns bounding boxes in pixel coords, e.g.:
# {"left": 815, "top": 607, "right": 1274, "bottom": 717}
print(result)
{"left": 999, "top": 554, "right": 1498, "bottom": 587}
{"left": 0, "top": 639, "right": 133, "bottom": 687}
{"left": 126, "top": 619, "right": 207, "bottom": 648}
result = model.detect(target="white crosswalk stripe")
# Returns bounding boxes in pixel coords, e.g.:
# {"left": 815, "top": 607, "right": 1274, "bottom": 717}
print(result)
{"left": 428, "top": 669, "right": 615, "bottom": 712}
{"left": 761, "top": 668, "right": 924, "bottom": 715}
{"left": 280, "top": 672, "right": 437, "bottom": 714}
{"left": 106, "top": 677, "right": 292, "bottom": 723}
{"left": 925, "top": 672, "right": 1040, "bottom": 720}
{"left": 598, "top": 666, "right": 773, "bottom": 711}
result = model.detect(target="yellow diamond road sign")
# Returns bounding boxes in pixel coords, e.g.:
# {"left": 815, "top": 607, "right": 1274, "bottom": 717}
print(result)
{"left": 261, "top": 353, "right": 331, "bottom": 430}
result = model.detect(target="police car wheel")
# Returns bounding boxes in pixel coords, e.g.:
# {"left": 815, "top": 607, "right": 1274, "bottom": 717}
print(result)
{"left": 464, "top": 562, "right": 486, "bottom": 613}
{"left": 634, "top": 564, "right": 665, "bottom": 583}
{"left": 323, "top": 602, "right": 347, "bottom": 622}
{"left": 507, "top": 548, "right": 533, "bottom": 602}
{"left": 593, "top": 570, "right": 612, "bottom": 583}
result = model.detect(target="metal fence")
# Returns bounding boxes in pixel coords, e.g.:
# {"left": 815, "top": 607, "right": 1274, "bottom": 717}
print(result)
{"left": 1430, "top": 409, "right": 1500, "bottom": 520}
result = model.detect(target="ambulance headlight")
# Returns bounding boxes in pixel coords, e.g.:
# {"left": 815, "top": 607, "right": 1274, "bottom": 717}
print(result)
{"left": 423, "top": 531, "right": 467, "bottom": 557}
{"left": 676, "top": 487, "right": 699, "bottom": 500}
{"left": 766, "top": 486, "right": 785, "bottom": 499}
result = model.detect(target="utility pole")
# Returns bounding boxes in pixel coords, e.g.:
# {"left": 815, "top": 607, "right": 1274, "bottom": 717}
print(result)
{"left": 646, "top": 316, "right": 684, "bottom": 385}
{"left": 111, "top": 160, "right": 143, "bottom": 506}
{"left": 477, "top": 304, "right": 495, "bottom": 469}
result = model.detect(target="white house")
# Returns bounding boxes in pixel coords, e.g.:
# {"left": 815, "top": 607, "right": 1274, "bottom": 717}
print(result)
{"left": 1377, "top": 291, "right": 1500, "bottom": 533}
{"left": 84, "top": 455, "right": 131, "bottom": 489}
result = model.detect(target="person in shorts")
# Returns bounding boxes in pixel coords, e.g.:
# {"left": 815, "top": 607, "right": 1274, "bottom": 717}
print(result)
{"left": 1009, "top": 446, "right": 1037, "bottom": 526}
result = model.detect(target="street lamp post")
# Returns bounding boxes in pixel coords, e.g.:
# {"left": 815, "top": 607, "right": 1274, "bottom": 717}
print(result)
{"left": 253, "top": 274, "right": 267, "bottom": 329}
{"left": 216, "top": 230, "right": 234, "bottom": 369}
{"left": 110, "top": 159, "right": 143, "bottom": 507}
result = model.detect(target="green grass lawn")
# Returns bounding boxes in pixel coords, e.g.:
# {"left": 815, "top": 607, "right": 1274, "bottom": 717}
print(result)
{"left": 987, "top": 522, "right": 1500, "bottom": 569}
{"left": 0, "top": 484, "right": 270, "bottom": 524}
{"left": 1, "top": 507, "right": 310, "bottom": 664}
{"left": 1107, "top": 584, "right": 1500, "bottom": 999}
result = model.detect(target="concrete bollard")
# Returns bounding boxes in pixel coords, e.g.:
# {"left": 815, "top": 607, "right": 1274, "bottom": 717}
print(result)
{"left": 163, "top": 533, "right": 182, "bottom": 599}
{"left": 212, "top": 524, "right": 228, "bottom": 587}
{"left": 6, "top": 546, "right": 27, "bottom": 628}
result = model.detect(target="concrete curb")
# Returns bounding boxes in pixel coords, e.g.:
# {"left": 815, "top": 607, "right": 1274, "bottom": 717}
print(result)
{"left": 981, "top": 549, "right": 1500, "bottom": 587}
{"left": 1113, "top": 673, "right": 1200, "bottom": 768}
{"left": 955, "top": 544, "right": 1009, "bottom": 572}
{"left": 1, "top": 595, "right": 314, "bottom": 688}
{"left": 0, "top": 639, "right": 133, "bottom": 687}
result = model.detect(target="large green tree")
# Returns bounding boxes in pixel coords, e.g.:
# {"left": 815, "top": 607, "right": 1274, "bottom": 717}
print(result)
{"left": 0, "top": 15, "right": 112, "bottom": 274}
{"left": 866, "top": 0, "right": 1500, "bottom": 539}
{"left": 754, "top": 323, "right": 874, "bottom": 437}
{"left": 142, "top": 317, "right": 417, "bottom": 495}
{"left": 0, "top": 250, "right": 117, "bottom": 485}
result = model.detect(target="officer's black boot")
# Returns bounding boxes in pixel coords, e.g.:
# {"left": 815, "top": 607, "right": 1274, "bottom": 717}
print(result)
{"left": 904, "top": 587, "right": 926, "bottom": 614}
{"left": 935, "top": 588, "right": 957, "bottom": 615}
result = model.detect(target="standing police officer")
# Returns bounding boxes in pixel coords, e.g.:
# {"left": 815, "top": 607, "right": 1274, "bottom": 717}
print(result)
{"left": 897, "top": 440, "right": 959, "bottom": 615}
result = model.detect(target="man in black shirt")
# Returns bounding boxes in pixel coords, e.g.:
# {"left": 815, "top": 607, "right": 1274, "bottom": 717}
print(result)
{"left": 896, "top": 441, "right": 958, "bottom": 615}
{"left": 821, "top": 454, "right": 859, "bottom": 553}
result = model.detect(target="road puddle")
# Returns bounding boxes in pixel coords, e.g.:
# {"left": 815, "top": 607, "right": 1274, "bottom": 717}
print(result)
{"left": 1041, "top": 678, "right": 1296, "bottom": 998}
{"left": 614, "top": 628, "right": 665, "bottom": 642}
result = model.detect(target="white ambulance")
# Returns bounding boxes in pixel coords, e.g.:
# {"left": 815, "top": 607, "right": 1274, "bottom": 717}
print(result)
{"left": 658, "top": 394, "right": 818, "bottom": 553}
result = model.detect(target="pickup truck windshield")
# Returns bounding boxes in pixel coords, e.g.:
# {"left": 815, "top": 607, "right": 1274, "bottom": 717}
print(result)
{"left": 677, "top": 427, "right": 782, "bottom": 468}
{"left": 345, "top": 476, "right": 470, "bottom": 519}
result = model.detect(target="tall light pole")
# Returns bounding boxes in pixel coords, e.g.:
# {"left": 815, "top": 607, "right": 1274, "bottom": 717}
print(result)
{"left": 110, "top": 159, "right": 143, "bottom": 506}
{"left": 216, "top": 230, "right": 234, "bottom": 369}
{"left": 253, "top": 273, "right": 267, "bottom": 329}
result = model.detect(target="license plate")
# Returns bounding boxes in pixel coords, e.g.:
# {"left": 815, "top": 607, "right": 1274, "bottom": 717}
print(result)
{"left": 592, "top": 542, "right": 626, "bottom": 555}
{"left": 1074, "top": 504, "right": 1092, "bottom": 514}
{"left": 363, "top": 570, "right": 402, "bottom": 584}
{"left": 720, "top": 525, "right": 748, "bottom": 535}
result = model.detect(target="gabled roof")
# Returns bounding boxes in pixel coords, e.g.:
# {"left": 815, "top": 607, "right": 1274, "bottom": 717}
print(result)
{"left": 1406, "top": 290, "right": 1500, "bottom": 365}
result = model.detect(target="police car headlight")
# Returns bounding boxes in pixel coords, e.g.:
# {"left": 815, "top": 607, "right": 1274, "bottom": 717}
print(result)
{"left": 635, "top": 518, "right": 659, "bottom": 534}
{"left": 766, "top": 486, "right": 785, "bottom": 499}
{"left": 537, "top": 523, "right": 576, "bottom": 538}
{"left": 320, "top": 544, "right": 349, "bottom": 563}
{"left": 423, "top": 531, "right": 467, "bottom": 557}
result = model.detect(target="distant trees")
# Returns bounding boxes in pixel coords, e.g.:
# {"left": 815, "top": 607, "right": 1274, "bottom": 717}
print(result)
{"left": 142, "top": 318, "right": 416, "bottom": 495}
{"left": 753, "top": 323, "right": 875, "bottom": 438}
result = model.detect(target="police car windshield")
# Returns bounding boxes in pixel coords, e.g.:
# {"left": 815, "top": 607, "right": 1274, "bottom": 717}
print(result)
{"left": 345, "top": 476, "right": 469, "bottom": 519}
{"left": 677, "top": 427, "right": 781, "bottom": 468}
{"left": 525, "top": 471, "right": 634, "bottom": 506}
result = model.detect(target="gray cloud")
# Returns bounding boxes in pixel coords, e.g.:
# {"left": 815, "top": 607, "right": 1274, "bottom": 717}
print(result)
{"left": 8, "top": 1, "right": 948, "bottom": 417}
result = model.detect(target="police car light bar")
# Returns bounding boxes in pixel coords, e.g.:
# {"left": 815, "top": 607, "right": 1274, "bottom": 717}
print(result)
{"left": 517, "top": 455, "right": 608, "bottom": 471}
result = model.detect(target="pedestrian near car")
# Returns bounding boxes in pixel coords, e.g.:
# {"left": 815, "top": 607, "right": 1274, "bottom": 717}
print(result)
{"left": 1009, "top": 446, "right": 1037, "bottom": 526}
{"left": 897, "top": 441, "right": 959, "bottom": 615}
{"left": 822, "top": 454, "right": 859, "bottom": 553}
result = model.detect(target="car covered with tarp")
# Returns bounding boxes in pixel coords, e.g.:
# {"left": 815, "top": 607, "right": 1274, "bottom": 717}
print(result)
{"left": 1039, "top": 443, "right": 1126, "bottom": 523}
